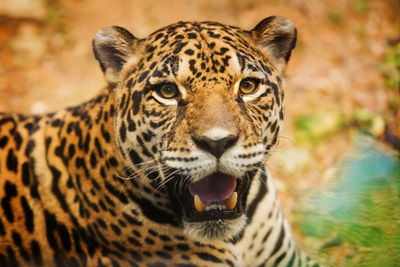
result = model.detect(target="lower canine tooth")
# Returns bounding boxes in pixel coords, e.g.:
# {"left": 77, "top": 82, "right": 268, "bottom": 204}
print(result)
{"left": 194, "top": 195, "right": 205, "bottom": 212}
{"left": 226, "top": 191, "right": 238, "bottom": 210}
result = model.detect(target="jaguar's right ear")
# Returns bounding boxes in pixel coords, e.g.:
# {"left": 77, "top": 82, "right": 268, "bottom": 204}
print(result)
{"left": 93, "top": 26, "right": 140, "bottom": 84}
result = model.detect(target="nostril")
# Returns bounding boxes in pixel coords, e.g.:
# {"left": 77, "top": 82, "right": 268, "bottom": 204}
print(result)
{"left": 192, "top": 135, "right": 238, "bottom": 158}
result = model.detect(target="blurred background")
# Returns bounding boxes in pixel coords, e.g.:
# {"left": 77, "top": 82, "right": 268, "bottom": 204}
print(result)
{"left": 0, "top": 0, "right": 399, "bottom": 265}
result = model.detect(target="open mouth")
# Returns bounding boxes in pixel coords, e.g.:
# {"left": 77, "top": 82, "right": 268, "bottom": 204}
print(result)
{"left": 180, "top": 172, "right": 249, "bottom": 222}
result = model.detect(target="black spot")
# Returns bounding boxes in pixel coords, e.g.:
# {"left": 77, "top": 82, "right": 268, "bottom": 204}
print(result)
{"left": 111, "top": 259, "right": 121, "bottom": 267}
{"left": 270, "top": 121, "right": 277, "bottom": 133}
{"left": 0, "top": 218, "right": 5, "bottom": 236}
{"left": 108, "top": 157, "right": 118, "bottom": 167}
{"left": 225, "top": 259, "right": 235, "bottom": 267}
{"left": 0, "top": 136, "right": 8, "bottom": 148}
{"left": 130, "top": 196, "right": 177, "bottom": 226}
{"left": 83, "top": 133, "right": 91, "bottom": 153}
{"left": 270, "top": 225, "right": 285, "bottom": 257}
{"left": 21, "top": 162, "right": 31, "bottom": 186}
{"left": 94, "top": 137, "right": 103, "bottom": 158}
{"left": 58, "top": 223, "right": 72, "bottom": 252}
{"left": 143, "top": 251, "right": 152, "bottom": 257}
{"left": 117, "top": 219, "right": 126, "bottom": 228}
{"left": 44, "top": 210, "right": 59, "bottom": 250}
{"left": 148, "top": 229, "right": 158, "bottom": 236}
{"left": 174, "top": 243, "right": 189, "bottom": 251}
{"left": 119, "top": 121, "right": 127, "bottom": 142}
{"left": 274, "top": 251, "right": 287, "bottom": 265}
{"left": 31, "top": 240, "right": 43, "bottom": 265}
{"left": 184, "top": 49, "right": 194, "bottom": 56}
{"left": 45, "top": 137, "right": 52, "bottom": 152}
{"left": 175, "top": 235, "right": 185, "bottom": 241}
{"left": 154, "top": 33, "right": 164, "bottom": 41}
{"left": 20, "top": 196, "right": 34, "bottom": 233}
{"left": 187, "top": 33, "right": 197, "bottom": 39}
{"left": 96, "top": 218, "right": 108, "bottom": 229}
{"left": 14, "top": 132, "right": 22, "bottom": 150}
{"left": 159, "top": 235, "right": 171, "bottom": 242}
{"left": 279, "top": 109, "right": 284, "bottom": 121}
{"left": 142, "top": 130, "right": 154, "bottom": 142}
{"left": 258, "top": 224, "right": 272, "bottom": 242}
{"left": 163, "top": 245, "right": 173, "bottom": 251}
{"left": 105, "top": 182, "right": 128, "bottom": 204}
{"left": 112, "top": 241, "right": 126, "bottom": 252}
{"left": 6, "top": 246, "right": 19, "bottom": 267}
{"left": 138, "top": 70, "right": 150, "bottom": 83}
{"left": 6, "top": 148, "right": 18, "bottom": 173}
{"left": 122, "top": 212, "right": 142, "bottom": 226}
{"left": 188, "top": 59, "right": 197, "bottom": 75}
{"left": 51, "top": 118, "right": 61, "bottom": 127}
{"left": 71, "top": 229, "right": 87, "bottom": 266}
{"left": 69, "top": 257, "right": 80, "bottom": 266}
{"left": 271, "top": 82, "right": 280, "bottom": 106}
{"left": 127, "top": 113, "right": 136, "bottom": 132}
{"left": 90, "top": 152, "right": 98, "bottom": 168}
{"left": 25, "top": 139, "right": 35, "bottom": 157}
{"left": 110, "top": 224, "right": 122, "bottom": 235}
{"left": 50, "top": 166, "right": 69, "bottom": 212}
{"left": 132, "top": 91, "right": 143, "bottom": 115}
{"left": 145, "top": 237, "right": 155, "bottom": 245}
{"left": 128, "top": 237, "right": 141, "bottom": 247}
{"left": 129, "top": 149, "right": 142, "bottom": 166}
{"left": 12, "top": 231, "right": 31, "bottom": 261}
{"left": 101, "top": 124, "right": 111, "bottom": 143}
{"left": 173, "top": 42, "right": 188, "bottom": 54}
{"left": 195, "top": 252, "right": 222, "bottom": 263}
{"left": 1, "top": 181, "right": 17, "bottom": 222}
{"left": 155, "top": 250, "right": 172, "bottom": 259}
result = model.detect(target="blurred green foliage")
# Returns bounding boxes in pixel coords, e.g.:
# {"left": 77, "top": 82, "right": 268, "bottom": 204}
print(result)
{"left": 380, "top": 43, "right": 400, "bottom": 91}
{"left": 294, "top": 113, "right": 344, "bottom": 144}
{"left": 328, "top": 10, "right": 343, "bottom": 25}
{"left": 299, "top": 138, "right": 400, "bottom": 266}
{"left": 352, "top": 0, "right": 369, "bottom": 14}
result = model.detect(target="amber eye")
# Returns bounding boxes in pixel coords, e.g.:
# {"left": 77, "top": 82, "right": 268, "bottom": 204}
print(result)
{"left": 157, "top": 83, "right": 179, "bottom": 99}
{"left": 239, "top": 78, "right": 259, "bottom": 95}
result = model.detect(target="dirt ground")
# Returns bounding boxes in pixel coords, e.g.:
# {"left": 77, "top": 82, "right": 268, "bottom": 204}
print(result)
{"left": 0, "top": 0, "right": 399, "bottom": 265}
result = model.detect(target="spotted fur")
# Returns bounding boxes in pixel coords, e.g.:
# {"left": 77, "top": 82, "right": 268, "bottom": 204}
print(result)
{"left": 0, "top": 17, "right": 319, "bottom": 266}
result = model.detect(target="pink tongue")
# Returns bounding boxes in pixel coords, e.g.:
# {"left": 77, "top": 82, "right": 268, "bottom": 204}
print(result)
{"left": 188, "top": 173, "right": 236, "bottom": 202}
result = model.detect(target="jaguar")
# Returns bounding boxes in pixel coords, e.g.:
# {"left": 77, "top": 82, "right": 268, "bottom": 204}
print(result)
{"left": 0, "top": 16, "right": 319, "bottom": 266}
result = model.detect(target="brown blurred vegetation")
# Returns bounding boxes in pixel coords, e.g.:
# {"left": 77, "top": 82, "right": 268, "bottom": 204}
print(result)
{"left": 0, "top": 0, "right": 399, "bottom": 265}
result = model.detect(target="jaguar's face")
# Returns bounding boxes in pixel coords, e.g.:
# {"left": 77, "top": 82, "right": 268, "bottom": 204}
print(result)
{"left": 93, "top": 17, "right": 296, "bottom": 240}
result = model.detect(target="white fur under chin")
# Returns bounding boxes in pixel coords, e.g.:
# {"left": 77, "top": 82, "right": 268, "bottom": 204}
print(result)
{"left": 183, "top": 215, "right": 247, "bottom": 241}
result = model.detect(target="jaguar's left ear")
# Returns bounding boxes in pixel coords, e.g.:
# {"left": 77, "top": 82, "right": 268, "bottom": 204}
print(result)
{"left": 249, "top": 16, "right": 297, "bottom": 74}
{"left": 93, "top": 26, "right": 140, "bottom": 84}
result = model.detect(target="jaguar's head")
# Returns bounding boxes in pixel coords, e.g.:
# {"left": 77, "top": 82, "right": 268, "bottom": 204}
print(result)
{"left": 92, "top": 17, "right": 296, "bottom": 240}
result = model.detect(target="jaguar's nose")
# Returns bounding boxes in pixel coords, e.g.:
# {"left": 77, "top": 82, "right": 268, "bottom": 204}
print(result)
{"left": 192, "top": 134, "right": 238, "bottom": 158}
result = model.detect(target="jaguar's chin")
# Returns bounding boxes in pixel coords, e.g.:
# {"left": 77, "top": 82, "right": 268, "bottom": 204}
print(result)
{"left": 167, "top": 171, "right": 253, "bottom": 240}
{"left": 183, "top": 214, "right": 247, "bottom": 241}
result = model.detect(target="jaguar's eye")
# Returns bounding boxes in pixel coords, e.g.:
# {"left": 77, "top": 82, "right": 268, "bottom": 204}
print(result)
{"left": 239, "top": 78, "right": 260, "bottom": 95}
{"left": 157, "top": 83, "right": 179, "bottom": 99}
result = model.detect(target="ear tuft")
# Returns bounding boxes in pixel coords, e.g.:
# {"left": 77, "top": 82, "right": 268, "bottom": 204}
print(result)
{"left": 92, "top": 26, "right": 138, "bottom": 84}
{"left": 251, "top": 16, "right": 297, "bottom": 73}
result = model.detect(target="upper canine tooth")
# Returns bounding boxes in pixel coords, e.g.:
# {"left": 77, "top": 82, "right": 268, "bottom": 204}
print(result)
{"left": 226, "top": 191, "right": 238, "bottom": 210}
{"left": 194, "top": 194, "right": 205, "bottom": 212}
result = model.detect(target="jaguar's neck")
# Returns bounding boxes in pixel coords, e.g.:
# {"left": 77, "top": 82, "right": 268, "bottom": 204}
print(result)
{"left": 32, "top": 87, "right": 177, "bottom": 234}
